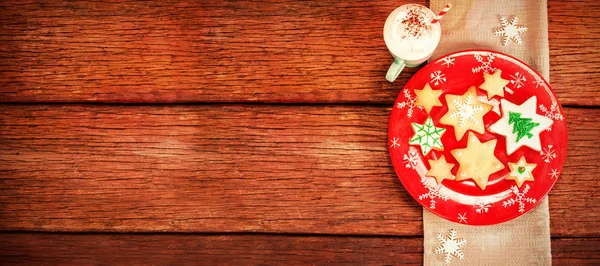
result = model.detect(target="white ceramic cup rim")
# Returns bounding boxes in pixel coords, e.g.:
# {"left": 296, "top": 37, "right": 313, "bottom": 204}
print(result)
{"left": 383, "top": 4, "right": 441, "bottom": 62}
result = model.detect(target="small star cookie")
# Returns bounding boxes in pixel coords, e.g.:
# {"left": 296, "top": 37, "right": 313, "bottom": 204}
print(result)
{"left": 479, "top": 70, "right": 510, "bottom": 99}
{"left": 488, "top": 96, "right": 553, "bottom": 155}
{"left": 414, "top": 83, "right": 443, "bottom": 113}
{"left": 409, "top": 116, "right": 446, "bottom": 156}
{"left": 451, "top": 132, "right": 505, "bottom": 190}
{"left": 426, "top": 155, "right": 455, "bottom": 184}
{"left": 506, "top": 156, "right": 536, "bottom": 187}
{"left": 439, "top": 87, "right": 493, "bottom": 141}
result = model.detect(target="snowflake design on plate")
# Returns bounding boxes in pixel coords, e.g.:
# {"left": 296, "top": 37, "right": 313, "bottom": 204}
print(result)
{"left": 533, "top": 76, "right": 546, "bottom": 88}
{"left": 396, "top": 89, "right": 423, "bottom": 118}
{"left": 540, "top": 145, "right": 557, "bottom": 163}
{"left": 457, "top": 213, "right": 467, "bottom": 223}
{"left": 403, "top": 149, "right": 420, "bottom": 169}
{"left": 509, "top": 72, "right": 526, "bottom": 89}
{"left": 471, "top": 52, "right": 497, "bottom": 74}
{"left": 390, "top": 137, "right": 400, "bottom": 148}
{"left": 418, "top": 177, "right": 449, "bottom": 209}
{"left": 502, "top": 184, "right": 536, "bottom": 213}
{"left": 435, "top": 229, "right": 467, "bottom": 264}
{"left": 474, "top": 201, "right": 491, "bottom": 214}
{"left": 430, "top": 70, "right": 447, "bottom": 86}
{"left": 549, "top": 169, "right": 560, "bottom": 179}
{"left": 450, "top": 94, "right": 485, "bottom": 128}
{"left": 539, "top": 102, "right": 564, "bottom": 131}
{"left": 494, "top": 16, "right": 528, "bottom": 46}
{"left": 440, "top": 56, "right": 455, "bottom": 68}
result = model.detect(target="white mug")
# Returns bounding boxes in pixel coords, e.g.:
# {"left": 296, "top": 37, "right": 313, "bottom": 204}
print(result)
{"left": 384, "top": 4, "right": 441, "bottom": 82}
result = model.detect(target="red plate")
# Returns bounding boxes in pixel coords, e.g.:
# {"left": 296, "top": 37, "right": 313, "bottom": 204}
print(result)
{"left": 388, "top": 50, "right": 567, "bottom": 225}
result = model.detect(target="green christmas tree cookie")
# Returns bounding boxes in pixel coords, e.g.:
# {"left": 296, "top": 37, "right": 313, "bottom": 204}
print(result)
{"left": 508, "top": 111, "right": 540, "bottom": 142}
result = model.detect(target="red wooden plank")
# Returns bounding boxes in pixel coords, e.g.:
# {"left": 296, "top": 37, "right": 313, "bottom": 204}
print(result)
{"left": 0, "top": 0, "right": 598, "bottom": 105}
{"left": 0, "top": 233, "right": 598, "bottom": 265}
{"left": 0, "top": 105, "right": 597, "bottom": 236}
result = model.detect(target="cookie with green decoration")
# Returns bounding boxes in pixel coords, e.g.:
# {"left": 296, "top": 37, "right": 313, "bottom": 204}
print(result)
{"left": 506, "top": 156, "right": 536, "bottom": 187}
{"left": 489, "top": 96, "right": 553, "bottom": 155}
{"left": 409, "top": 116, "right": 446, "bottom": 156}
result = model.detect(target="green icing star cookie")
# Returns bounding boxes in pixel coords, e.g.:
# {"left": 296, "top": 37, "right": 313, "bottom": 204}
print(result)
{"left": 409, "top": 116, "right": 446, "bottom": 156}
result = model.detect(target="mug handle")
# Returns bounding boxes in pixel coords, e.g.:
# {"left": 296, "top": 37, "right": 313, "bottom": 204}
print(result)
{"left": 386, "top": 58, "right": 406, "bottom": 82}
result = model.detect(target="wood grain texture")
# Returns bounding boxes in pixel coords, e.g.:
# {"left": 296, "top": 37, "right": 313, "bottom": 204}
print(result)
{"left": 0, "top": 105, "right": 597, "bottom": 236}
{"left": 548, "top": 0, "right": 600, "bottom": 106}
{"left": 0, "top": 233, "right": 598, "bottom": 265}
{"left": 0, "top": 0, "right": 598, "bottom": 105}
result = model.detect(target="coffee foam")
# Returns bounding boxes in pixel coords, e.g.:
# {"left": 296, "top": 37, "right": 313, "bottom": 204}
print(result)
{"left": 384, "top": 5, "right": 441, "bottom": 62}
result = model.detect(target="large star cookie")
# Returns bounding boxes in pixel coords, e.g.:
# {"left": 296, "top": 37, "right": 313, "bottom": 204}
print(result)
{"left": 414, "top": 83, "right": 443, "bottom": 113}
{"left": 506, "top": 156, "right": 536, "bottom": 187}
{"left": 439, "top": 86, "right": 493, "bottom": 141}
{"left": 426, "top": 155, "right": 455, "bottom": 184}
{"left": 488, "top": 96, "right": 553, "bottom": 155}
{"left": 479, "top": 70, "right": 510, "bottom": 99}
{"left": 409, "top": 116, "right": 446, "bottom": 156}
{"left": 451, "top": 132, "right": 505, "bottom": 190}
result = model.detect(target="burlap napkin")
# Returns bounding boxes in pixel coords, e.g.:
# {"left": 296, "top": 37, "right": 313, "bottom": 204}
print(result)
{"left": 424, "top": 1, "right": 551, "bottom": 265}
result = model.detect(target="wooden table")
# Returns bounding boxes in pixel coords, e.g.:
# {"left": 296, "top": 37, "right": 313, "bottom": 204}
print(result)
{"left": 0, "top": 1, "right": 599, "bottom": 264}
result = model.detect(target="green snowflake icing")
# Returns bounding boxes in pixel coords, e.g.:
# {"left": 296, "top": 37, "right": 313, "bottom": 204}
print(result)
{"left": 410, "top": 117, "right": 446, "bottom": 155}
{"left": 508, "top": 111, "right": 539, "bottom": 142}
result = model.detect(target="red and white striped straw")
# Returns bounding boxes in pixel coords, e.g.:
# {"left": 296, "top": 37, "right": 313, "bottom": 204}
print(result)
{"left": 430, "top": 3, "right": 452, "bottom": 24}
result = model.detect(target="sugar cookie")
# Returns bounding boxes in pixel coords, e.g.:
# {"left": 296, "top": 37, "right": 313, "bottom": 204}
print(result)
{"left": 506, "top": 156, "right": 536, "bottom": 187}
{"left": 439, "top": 86, "right": 493, "bottom": 141}
{"left": 409, "top": 116, "right": 446, "bottom": 156}
{"left": 450, "top": 132, "right": 505, "bottom": 190}
{"left": 426, "top": 155, "right": 455, "bottom": 184}
{"left": 488, "top": 96, "right": 553, "bottom": 155}
{"left": 414, "top": 83, "right": 443, "bottom": 113}
{"left": 479, "top": 70, "right": 510, "bottom": 99}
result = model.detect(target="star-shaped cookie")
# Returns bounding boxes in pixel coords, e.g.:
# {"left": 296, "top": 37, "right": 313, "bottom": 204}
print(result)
{"left": 451, "top": 132, "right": 505, "bottom": 190}
{"left": 439, "top": 86, "right": 493, "bottom": 141}
{"left": 479, "top": 70, "right": 510, "bottom": 99}
{"left": 409, "top": 116, "right": 446, "bottom": 156}
{"left": 506, "top": 156, "right": 536, "bottom": 187}
{"left": 414, "top": 83, "right": 443, "bottom": 113}
{"left": 488, "top": 96, "right": 553, "bottom": 155}
{"left": 426, "top": 155, "right": 455, "bottom": 184}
